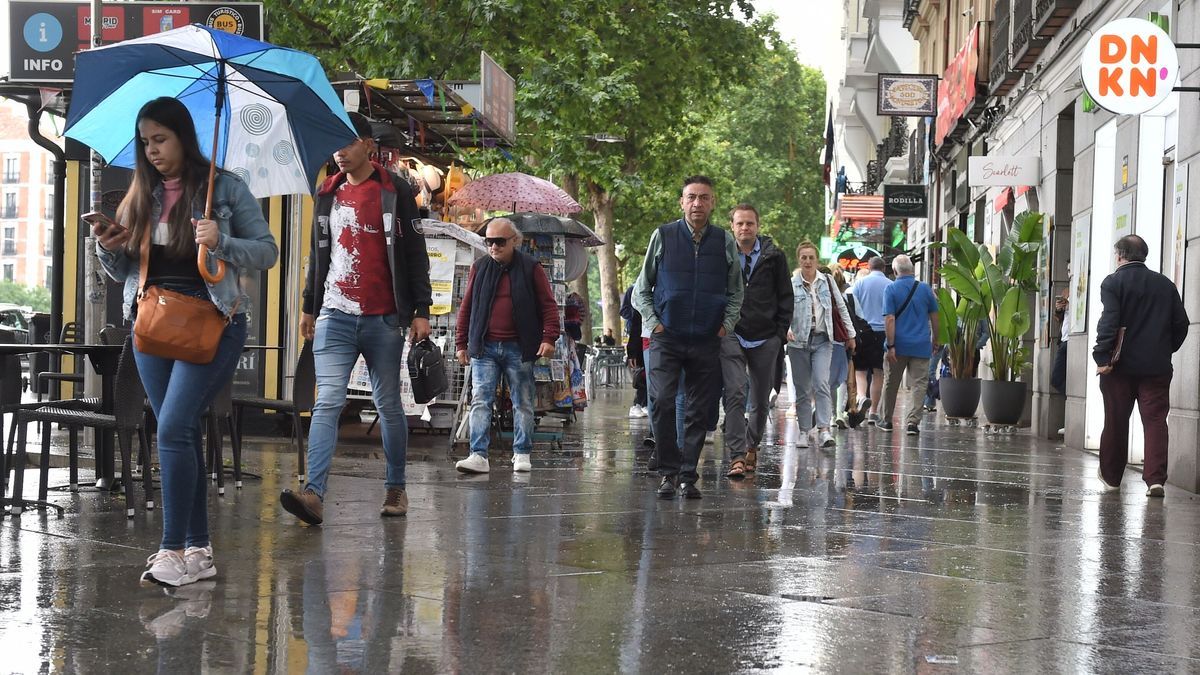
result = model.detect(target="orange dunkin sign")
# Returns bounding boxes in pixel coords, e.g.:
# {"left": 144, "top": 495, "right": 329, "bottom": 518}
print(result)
{"left": 1082, "top": 18, "right": 1178, "bottom": 115}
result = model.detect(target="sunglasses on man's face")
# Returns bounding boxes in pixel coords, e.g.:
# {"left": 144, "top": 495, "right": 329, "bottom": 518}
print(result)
{"left": 484, "top": 236, "right": 514, "bottom": 248}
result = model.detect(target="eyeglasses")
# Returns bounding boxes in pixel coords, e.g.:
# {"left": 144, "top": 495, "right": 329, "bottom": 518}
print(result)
{"left": 683, "top": 193, "right": 713, "bottom": 204}
{"left": 484, "top": 236, "right": 514, "bottom": 248}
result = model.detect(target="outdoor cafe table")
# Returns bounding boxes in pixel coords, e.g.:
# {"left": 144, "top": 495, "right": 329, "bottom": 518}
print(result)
{"left": 0, "top": 343, "right": 123, "bottom": 509}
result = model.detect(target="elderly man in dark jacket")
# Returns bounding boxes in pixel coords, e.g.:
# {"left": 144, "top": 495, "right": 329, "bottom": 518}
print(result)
{"left": 722, "top": 204, "right": 792, "bottom": 479}
{"left": 1093, "top": 234, "right": 1188, "bottom": 497}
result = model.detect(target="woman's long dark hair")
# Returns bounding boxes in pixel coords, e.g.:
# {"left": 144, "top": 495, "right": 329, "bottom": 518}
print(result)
{"left": 116, "top": 97, "right": 210, "bottom": 258}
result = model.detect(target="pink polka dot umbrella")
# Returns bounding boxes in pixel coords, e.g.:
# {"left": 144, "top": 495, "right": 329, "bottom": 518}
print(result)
{"left": 447, "top": 171, "right": 582, "bottom": 215}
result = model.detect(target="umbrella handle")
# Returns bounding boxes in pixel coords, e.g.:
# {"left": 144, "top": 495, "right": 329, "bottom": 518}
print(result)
{"left": 198, "top": 128, "right": 226, "bottom": 284}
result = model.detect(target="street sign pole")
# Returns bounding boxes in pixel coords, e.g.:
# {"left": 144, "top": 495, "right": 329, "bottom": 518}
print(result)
{"left": 85, "top": 0, "right": 107, "bottom": 484}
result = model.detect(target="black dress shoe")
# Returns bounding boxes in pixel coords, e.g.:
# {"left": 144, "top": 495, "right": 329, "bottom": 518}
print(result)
{"left": 657, "top": 476, "right": 677, "bottom": 499}
{"left": 680, "top": 482, "right": 702, "bottom": 499}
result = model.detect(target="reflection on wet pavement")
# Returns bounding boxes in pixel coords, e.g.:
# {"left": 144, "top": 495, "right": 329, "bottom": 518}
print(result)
{"left": 4, "top": 391, "right": 1200, "bottom": 672}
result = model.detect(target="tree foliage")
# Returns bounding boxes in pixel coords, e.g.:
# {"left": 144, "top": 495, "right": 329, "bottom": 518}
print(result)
{"left": 264, "top": 0, "right": 827, "bottom": 328}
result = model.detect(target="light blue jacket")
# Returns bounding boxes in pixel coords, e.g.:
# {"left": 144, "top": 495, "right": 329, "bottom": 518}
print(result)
{"left": 97, "top": 172, "right": 278, "bottom": 319}
{"left": 788, "top": 271, "right": 856, "bottom": 349}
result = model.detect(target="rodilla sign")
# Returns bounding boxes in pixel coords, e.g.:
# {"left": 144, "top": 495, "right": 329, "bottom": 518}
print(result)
{"left": 1082, "top": 18, "right": 1178, "bottom": 115}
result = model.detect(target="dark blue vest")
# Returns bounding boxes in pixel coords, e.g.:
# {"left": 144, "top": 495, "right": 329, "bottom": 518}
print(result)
{"left": 652, "top": 220, "right": 729, "bottom": 338}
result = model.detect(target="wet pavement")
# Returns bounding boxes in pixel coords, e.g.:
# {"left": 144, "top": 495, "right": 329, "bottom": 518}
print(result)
{"left": 4, "top": 389, "right": 1200, "bottom": 673}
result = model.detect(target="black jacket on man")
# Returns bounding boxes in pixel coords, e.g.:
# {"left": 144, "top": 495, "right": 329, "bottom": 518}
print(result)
{"left": 1093, "top": 261, "right": 1188, "bottom": 376}
{"left": 302, "top": 163, "right": 432, "bottom": 324}
{"left": 733, "top": 236, "right": 793, "bottom": 342}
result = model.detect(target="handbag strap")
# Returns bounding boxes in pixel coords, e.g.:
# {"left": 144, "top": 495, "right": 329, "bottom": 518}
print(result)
{"left": 893, "top": 278, "right": 920, "bottom": 320}
{"left": 136, "top": 223, "right": 239, "bottom": 319}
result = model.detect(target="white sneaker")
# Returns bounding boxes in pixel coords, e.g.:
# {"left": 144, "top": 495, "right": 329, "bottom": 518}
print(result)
{"left": 1097, "top": 468, "right": 1120, "bottom": 493}
{"left": 456, "top": 453, "right": 490, "bottom": 474}
{"left": 797, "top": 431, "right": 810, "bottom": 448}
{"left": 141, "top": 549, "right": 190, "bottom": 588}
{"left": 1147, "top": 484, "right": 1165, "bottom": 498}
{"left": 184, "top": 546, "right": 216, "bottom": 582}
{"left": 513, "top": 454, "right": 532, "bottom": 472}
{"left": 628, "top": 405, "right": 648, "bottom": 418}
{"left": 867, "top": 413, "right": 880, "bottom": 426}
{"left": 819, "top": 429, "right": 835, "bottom": 447}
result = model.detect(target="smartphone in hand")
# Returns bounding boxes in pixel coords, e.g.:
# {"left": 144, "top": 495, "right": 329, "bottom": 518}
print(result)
{"left": 81, "top": 211, "right": 125, "bottom": 235}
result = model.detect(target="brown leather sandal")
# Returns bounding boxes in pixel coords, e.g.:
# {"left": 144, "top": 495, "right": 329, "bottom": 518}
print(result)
{"left": 745, "top": 448, "right": 758, "bottom": 473}
{"left": 726, "top": 459, "right": 746, "bottom": 479}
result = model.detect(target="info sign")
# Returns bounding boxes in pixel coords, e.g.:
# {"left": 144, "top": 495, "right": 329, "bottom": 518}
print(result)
{"left": 7, "top": 0, "right": 263, "bottom": 83}
{"left": 1081, "top": 17, "right": 1179, "bottom": 115}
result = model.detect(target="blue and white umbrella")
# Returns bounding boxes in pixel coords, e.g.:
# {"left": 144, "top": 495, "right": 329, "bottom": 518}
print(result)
{"left": 65, "top": 24, "right": 355, "bottom": 201}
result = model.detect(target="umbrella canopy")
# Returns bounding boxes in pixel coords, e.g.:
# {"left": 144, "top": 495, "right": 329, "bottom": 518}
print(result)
{"left": 448, "top": 172, "right": 581, "bottom": 215}
{"left": 64, "top": 24, "right": 355, "bottom": 199}
{"left": 494, "top": 212, "right": 604, "bottom": 247}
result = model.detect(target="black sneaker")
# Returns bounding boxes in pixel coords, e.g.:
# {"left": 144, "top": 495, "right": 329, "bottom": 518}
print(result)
{"left": 680, "top": 482, "right": 702, "bottom": 499}
{"left": 906, "top": 423, "right": 919, "bottom": 435}
{"left": 877, "top": 421, "right": 894, "bottom": 433}
{"left": 657, "top": 476, "right": 678, "bottom": 499}
{"left": 647, "top": 452, "right": 659, "bottom": 471}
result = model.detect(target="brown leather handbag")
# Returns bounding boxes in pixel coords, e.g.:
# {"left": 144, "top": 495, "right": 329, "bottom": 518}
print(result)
{"left": 132, "top": 227, "right": 229, "bottom": 364}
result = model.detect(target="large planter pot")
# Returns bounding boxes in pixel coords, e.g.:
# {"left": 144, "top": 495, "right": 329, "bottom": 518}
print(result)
{"left": 981, "top": 380, "right": 1027, "bottom": 426}
{"left": 940, "top": 377, "right": 981, "bottom": 419}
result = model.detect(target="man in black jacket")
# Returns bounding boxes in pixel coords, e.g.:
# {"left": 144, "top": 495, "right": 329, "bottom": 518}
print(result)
{"left": 1093, "top": 235, "right": 1188, "bottom": 497}
{"left": 722, "top": 204, "right": 793, "bottom": 479}
{"left": 280, "top": 113, "right": 432, "bottom": 526}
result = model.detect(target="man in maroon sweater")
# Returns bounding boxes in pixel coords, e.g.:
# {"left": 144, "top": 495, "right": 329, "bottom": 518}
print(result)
{"left": 454, "top": 218, "right": 559, "bottom": 473}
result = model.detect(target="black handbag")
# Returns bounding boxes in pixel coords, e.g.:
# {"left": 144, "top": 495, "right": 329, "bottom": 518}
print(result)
{"left": 407, "top": 338, "right": 448, "bottom": 404}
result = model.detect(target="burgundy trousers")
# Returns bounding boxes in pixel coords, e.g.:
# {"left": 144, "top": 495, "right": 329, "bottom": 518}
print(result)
{"left": 1098, "top": 372, "right": 1172, "bottom": 486}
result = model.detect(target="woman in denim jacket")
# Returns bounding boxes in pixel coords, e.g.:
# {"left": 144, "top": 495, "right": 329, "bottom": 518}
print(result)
{"left": 92, "top": 97, "right": 278, "bottom": 589}
{"left": 787, "top": 242, "right": 856, "bottom": 449}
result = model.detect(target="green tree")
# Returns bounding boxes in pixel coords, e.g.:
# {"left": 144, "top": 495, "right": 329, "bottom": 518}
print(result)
{"left": 0, "top": 282, "right": 50, "bottom": 312}
{"left": 264, "top": 1, "right": 823, "bottom": 334}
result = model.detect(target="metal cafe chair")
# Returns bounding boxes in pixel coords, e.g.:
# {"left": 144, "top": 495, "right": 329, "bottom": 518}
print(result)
{"left": 232, "top": 340, "right": 315, "bottom": 485}
{"left": 11, "top": 333, "right": 149, "bottom": 518}
{"left": 36, "top": 321, "right": 86, "bottom": 403}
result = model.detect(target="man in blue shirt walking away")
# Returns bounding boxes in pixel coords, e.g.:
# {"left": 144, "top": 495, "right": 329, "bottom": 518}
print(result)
{"left": 878, "top": 255, "right": 938, "bottom": 434}
{"left": 851, "top": 255, "right": 891, "bottom": 424}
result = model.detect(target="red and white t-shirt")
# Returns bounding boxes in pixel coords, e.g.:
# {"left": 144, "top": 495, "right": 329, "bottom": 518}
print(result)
{"left": 323, "top": 179, "right": 396, "bottom": 315}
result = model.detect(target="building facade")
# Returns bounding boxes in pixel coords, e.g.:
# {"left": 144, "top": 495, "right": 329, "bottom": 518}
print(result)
{"left": 0, "top": 100, "right": 56, "bottom": 290}
{"left": 830, "top": 0, "right": 922, "bottom": 267}
{"left": 905, "top": 0, "right": 1200, "bottom": 492}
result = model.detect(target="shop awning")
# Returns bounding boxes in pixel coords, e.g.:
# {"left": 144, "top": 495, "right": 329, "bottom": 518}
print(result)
{"left": 840, "top": 195, "right": 884, "bottom": 221}
{"left": 332, "top": 79, "right": 514, "bottom": 167}
{"left": 994, "top": 187, "right": 1013, "bottom": 213}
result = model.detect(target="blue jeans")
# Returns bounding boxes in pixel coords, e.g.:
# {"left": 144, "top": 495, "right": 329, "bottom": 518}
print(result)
{"left": 307, "top": 309, "right": 409, "bottom": 498}
{"left": 469, "top": 341, "right": 535, "bottom": 456}
{"left": 788, "top": 334, "right": 833, "bottom": 432}
{"left": 135, "top": 314, "right": 247, "bottom": 550}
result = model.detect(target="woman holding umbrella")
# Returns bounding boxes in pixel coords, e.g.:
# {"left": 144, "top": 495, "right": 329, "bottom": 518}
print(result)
{"left": 92, "top": 97, "right": 278, "bottom": 588}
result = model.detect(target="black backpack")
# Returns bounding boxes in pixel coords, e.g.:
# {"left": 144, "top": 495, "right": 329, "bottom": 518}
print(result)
{"left": 407, "top": 339, "right": 448, "bottom": 404}
{"left": 846, "top": 295, "right": 881, "bottom": 350}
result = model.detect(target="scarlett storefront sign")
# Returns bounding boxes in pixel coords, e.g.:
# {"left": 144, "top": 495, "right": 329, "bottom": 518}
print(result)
{"left": 968, "top": 156, "right": 1040, "bottom": 187}
{"left": 1081, "top": 18, "right": 1179, "bottom": 115}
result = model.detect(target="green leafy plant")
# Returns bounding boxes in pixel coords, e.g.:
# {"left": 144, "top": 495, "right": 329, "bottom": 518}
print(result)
{"left": 935, "top": 287, "right": 985, "bottom": 379}
{"left": 936, "top": 211, "right": 1044, "bottom": 382}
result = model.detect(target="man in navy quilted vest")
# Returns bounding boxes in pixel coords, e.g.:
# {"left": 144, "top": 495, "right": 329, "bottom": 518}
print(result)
{"left": 633, "top": 176, "right": 743, "bottom": 500}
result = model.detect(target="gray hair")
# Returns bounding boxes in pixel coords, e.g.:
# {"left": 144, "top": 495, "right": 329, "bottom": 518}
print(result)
{"left": 486, "top": 217, "right": 523, "bottom": 243}
{"left": 868, "top": 256, "right": 885, "bottom": 271}
{"left": 892, "top": 254, "right": 914, "bottom": 276}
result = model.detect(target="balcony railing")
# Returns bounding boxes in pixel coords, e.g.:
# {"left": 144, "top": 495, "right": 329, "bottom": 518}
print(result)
{"left": 1, "top": 172, "right": 18, "bottom": 184}
{"left": 1034, "top": 0, "right": 1081, "bottom": 38}
{"left": 0, "top": 207, "right": 16, "bottom": 219}
{"left": 1012, "top": 0, "right": 1049, "bottom": 69}
{"left": 865, "top": 122, "right": 910, "bottom": 194}
{"left": 902, "top": 0, "right": 922, "bottom": 29}
{"left": 3, "top": 242, "right": 17, "bottom": 256}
